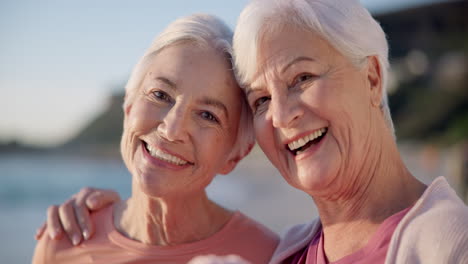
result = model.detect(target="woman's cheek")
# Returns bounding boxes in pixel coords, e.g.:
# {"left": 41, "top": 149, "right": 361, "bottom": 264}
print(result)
{"left": 120, "top": 130, "right": 134, "bottom": 172}
{"left": 255, "top": 118, "right": 275, "bottom": 156}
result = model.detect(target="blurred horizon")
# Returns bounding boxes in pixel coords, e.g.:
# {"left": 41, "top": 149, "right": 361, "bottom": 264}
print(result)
{"left": 0, "top": 0, "right": 457, "bottom": 147}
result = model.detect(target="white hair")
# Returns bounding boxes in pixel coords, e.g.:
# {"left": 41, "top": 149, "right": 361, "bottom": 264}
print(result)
{"left": 233, "top": 0, "right": 395, "bottom": 134}
{"left": 124, "top": 14, "right": 254, "bottom": 162}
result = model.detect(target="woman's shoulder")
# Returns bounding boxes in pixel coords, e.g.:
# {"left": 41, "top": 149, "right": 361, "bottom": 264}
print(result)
{"left": 32, "top": 205, "right": 115, "bottom": 264}
{"left": 404, "top": 176, "right": 468, "bottom": 225}
{"left": 229, "top": 211, "right": 280, "bottom": 245}
{"left": 32, "top": 228, "right": 81, "bottom": 264}
{"left": 269, "top": 219, "right": 321, "bottom": 264}
{"left": 186, "top": 211, "right": 279, "bottom": 264}
{"left": 32, "top": 231, "right": 60, "bottom": 264}
{"left": 387, "top": 176, "right": 468, "bottom": 263}
{"left": 418, "top": 176, "right": 467, "bottom": 208}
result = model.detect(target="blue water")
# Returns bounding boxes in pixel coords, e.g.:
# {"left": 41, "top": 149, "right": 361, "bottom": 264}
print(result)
{"left": 0, "top": 144, "right": 459, "bottom": 263}
{"left": 0, "top": 153, "right": 255, "bottom": 264}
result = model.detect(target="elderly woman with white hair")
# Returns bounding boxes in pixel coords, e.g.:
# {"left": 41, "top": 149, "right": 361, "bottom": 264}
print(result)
{"left": 37, "top": 0, "right": 468, "bottom": 263}
{"left": 32, "top": 13, "right": 279, "bottom": 264}
{"left": 230, "top": 0, "right": 468, "bottom": 262}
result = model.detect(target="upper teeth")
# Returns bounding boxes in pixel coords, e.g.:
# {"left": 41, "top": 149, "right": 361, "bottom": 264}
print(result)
{"left": 146, "top": 144, "right": 188, "bottom": 166}
{"left": 288, "top": 128, "right": 327, "bottom": 151}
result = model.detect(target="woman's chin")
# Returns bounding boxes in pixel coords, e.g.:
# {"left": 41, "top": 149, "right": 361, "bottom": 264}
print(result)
{"left": 292, "top": 163, "right": 338, "bottom": 195}
{"left": 135, "top": 175, "right": 160, "bottom": 195}
{"left": 289, "top": 141, "right": 341, "bottom": 194}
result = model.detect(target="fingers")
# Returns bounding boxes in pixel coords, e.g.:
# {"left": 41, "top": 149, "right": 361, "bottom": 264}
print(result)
{"left": 73, "top": 188, "right": 94, "bottom": 240}
{"left": 46, "top": 205, "right": 63, "bottom": 240}
{"left": 85, "top": 189, "right": 120, "bottom": 210}
{"left": 58, "top": 199, "right": 82, "bottom": 246}
{"left": 55, "top": 187, "right": 120, "bottom": 243}
{"left": 39, "top": 187, "right": 121, "bottom": 246}
{"left": 35, "top": 223, "right": 46, "bottom": 240}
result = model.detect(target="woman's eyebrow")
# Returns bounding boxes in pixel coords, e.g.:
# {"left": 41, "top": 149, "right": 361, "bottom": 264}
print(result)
{"left": 153, "top": 76, "right": 177, "bottom": 90}
{"left": 245, "top": 87, "right": 262, "bottom": 98}
{"left": 150, "top": 77, "right": 229, "bottom": 118}
{"left": 281, "top": 56, "right": 316, "bottom": 74}
{"left": 196, "top": 97, "right": 229, "bottom": 119}
{"left": 245, "top": 56, "right": 316, "bottom": 97}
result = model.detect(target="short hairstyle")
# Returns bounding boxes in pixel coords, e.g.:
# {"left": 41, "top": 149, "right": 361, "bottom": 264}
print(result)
{"left": 233, "top": 0, "right": 395, "bottom": 134}
{"left": 124, "top": 14, "right": 254, "bottom": 163}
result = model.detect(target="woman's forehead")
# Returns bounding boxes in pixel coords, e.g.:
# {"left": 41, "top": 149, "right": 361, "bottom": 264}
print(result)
{"left": 252, "top": 27, "right": 342, "bottom": 83}
{"left": 147, "top": 44, "right": 234, "bottom": 86}
{"left": 143, "top": 44, "right": 242, "bottom": 108}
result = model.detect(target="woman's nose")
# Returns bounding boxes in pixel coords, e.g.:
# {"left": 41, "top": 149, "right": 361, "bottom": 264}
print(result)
{"left": 268, "top": 92, "right": 303, "bottom": 128}
{"left": 157, "top": 106, "right": 188, "bottom": 142}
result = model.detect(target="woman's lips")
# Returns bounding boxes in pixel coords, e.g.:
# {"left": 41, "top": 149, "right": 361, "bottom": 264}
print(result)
{"left": 293, "top": 130, "right": 327, "bottom": 161}
{"left": 141, "top": 141, "right": 192, "bottom": 170}
{"left": 286, "top": 127, "right": 328, "bottom": 156}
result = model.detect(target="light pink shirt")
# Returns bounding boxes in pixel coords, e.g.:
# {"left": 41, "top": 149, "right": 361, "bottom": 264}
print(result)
{"left": 32, "top": 205, "right": 279, "bottom": 264}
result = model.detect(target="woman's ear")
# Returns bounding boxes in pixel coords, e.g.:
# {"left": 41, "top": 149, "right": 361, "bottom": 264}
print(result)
{"left": 123, "top": 95, "right": 132, "bottom": 116}
{"left": 122, "top": 101, "right": 133, "bottom": 128}
{"left": 123, "top": 101, "right": 132, "bottom": 116}
{"left": 219, "top": 157, "right": 240, "bottom": 175}
{"left": 219, "top": 143, "right": 255, "bottom": 175}
{"left": 367, "top": 56, "right": 383, "bottom": 108}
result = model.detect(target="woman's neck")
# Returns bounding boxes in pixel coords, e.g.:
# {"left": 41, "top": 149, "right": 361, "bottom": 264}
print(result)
{"left": 113, "top": 188, "right": 232, "bottom": 246}
{"left": 313, "top": 118, "right": 426, "bottom": 261}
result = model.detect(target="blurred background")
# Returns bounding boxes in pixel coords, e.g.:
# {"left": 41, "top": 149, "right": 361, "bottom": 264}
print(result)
{"left": 1, "top": 0, "right": 467, "bottom": 263}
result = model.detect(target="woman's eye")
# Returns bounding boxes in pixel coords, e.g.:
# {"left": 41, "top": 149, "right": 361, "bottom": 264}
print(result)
{"left": 254, "top": 96, "right": 270, "bottom": 110}
{"left": 200, "top": 111, "right": 219, "bottom": 123}
{"left": 153, "top": 90, "right": 172, "bottom": 102}
{"left": 294, "top": 74, "right": 314, "bottom": 85}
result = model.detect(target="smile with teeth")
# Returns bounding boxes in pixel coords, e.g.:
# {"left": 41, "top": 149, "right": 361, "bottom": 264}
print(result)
{"left": 287, "top": 127, "right": 328, "bottom": 154}
{"left": 144, "top": 143, "right": 189, "bottom": 166}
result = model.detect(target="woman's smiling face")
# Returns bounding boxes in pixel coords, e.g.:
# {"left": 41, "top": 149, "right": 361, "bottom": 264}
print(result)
{"left": 247, "top": 24, "right": 380, "bottom": 195}
{"left": 121, "top": 42, "right": 243, "bottom": 198}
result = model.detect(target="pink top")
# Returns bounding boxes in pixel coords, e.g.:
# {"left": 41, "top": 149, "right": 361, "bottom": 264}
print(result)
{"left": 271, "top": 177, "right": 468, "bottom": 264}
{"left": 285, "top": 206, "right": 411, "bottom": 264}
{"left": 32, "top": 205, "right": 279, "bottom": 264}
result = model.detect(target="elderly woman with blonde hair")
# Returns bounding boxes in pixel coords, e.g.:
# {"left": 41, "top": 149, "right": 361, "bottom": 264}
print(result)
{"left": 32, "top": 13, "right": 278, "bottom": 264}
{"left": 37, "top": 0, "right": 468, "bottom": 263}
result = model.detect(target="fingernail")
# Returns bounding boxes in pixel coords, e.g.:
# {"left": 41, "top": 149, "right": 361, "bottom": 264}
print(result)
{"left": 88, "top": 198, "right": 98, "bottom": 208}
{"left": 83, "top": 229, "right": 90, "bottom": 240}
{"left": 35, "top": 230, "right": 41, "bottom": 240}
{"left": 72, "top": 235, "right": 81, "bottom": 246}
{"left": 50, "top": 229, "right": 59, "bottom": 239}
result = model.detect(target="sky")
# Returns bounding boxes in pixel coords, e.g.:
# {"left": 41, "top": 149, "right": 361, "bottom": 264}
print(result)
{"left": 0, "top": 0, "right": 444, "bottom": 146}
